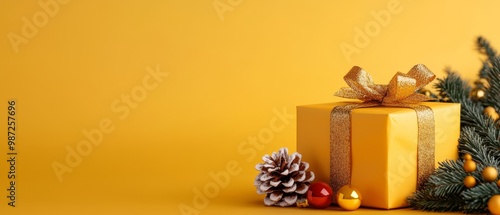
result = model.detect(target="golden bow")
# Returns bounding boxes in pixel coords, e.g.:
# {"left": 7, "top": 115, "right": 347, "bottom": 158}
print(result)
{"left": 334, "top": 64, "right": 436, "bottom": 104}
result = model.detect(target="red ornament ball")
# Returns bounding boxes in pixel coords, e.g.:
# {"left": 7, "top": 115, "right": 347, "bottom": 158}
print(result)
{"left": 306, "top": 182, "right": 334, "bottom": 209}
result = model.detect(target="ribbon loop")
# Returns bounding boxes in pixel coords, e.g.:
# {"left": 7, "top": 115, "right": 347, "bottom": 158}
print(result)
{"left": 407, "top": 64, "right": 436, "bottom": 90}
{"left": 338, "top": 66, "right": 387, "bottom": 102}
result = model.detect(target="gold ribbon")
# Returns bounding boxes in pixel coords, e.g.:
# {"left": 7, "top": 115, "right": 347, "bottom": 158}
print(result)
{"left": 330, "top": 64, "right": 436, "bottom": 198}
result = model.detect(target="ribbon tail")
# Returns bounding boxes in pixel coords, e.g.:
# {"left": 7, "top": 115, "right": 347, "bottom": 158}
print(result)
{"left": 330, "top": 103, "right": 378, "bottom": 202}
{"left": 330, "top": 105, "right": 354, "bottom": 202}
{"left": 410, "top": 104, "right": 435, "bottom": 189}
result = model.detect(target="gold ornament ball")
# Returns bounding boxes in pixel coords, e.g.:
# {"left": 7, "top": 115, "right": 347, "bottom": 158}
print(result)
{"left": 471, "top": 88, "right": 485, "bottom": 101}
{"left": 464, "top": 175, "right": 476, "bottom": 188}
{"left": 484, "top": 107, "right": 500, "bottom": 121}
{"left": 463, "top": 160, "right": 477, "bottom": 173}
{"left": 497, "top": 180, "right": 500, "bottom": 188}
{"left": 336, "top": 185, "right": 362, "bottom": 211}
{"left": 483, "top": 166, "right": 499, "bottom": 182}
{"left": 488, "top": 195, "right": 500, "bottom": 215}
{"left": 463, "top": 153, "right": 472, "bottom": 161}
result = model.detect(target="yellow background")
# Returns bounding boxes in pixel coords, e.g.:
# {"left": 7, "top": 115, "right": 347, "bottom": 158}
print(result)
{"left": 0, "top": 0, "right": 495, "bottom": 214}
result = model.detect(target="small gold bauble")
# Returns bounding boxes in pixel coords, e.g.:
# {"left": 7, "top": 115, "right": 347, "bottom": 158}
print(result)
{"left": 483, "top": 166, "right": 499, "bottom": 182}
{"left": 463, "top": 153, "right": 472, "bottom": 161}
{"left": 488, "top": 195, "right": 500, "bottom": 215}
{"left": 464, "top": 175, "right": 476, "bottom": 188}
{"left": 471, "top": 88, "right": 485, "bottom": 101}
{"left": 336, "top": 185, "right": 362, "bottom": 211}
{"left": 497, "top": 180, "right": 500, "bottom": 188}
{"left": 463, "top": 160, "right": 477, "bottom": 173}
{"left": 485, "top": 106, "right": 497, "bottom": 115}
{"left": 484, "top": 107, "right": 500, "bottom": 121}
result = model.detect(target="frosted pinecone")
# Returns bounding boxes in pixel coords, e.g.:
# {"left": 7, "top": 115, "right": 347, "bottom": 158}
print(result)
{"left": 254, "top": 148, "right": 315, "bottom": 207}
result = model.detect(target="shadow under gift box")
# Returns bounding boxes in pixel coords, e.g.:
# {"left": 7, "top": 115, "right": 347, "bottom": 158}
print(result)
{"left": 297, "top": 102, "right": 460, "bottom": 209}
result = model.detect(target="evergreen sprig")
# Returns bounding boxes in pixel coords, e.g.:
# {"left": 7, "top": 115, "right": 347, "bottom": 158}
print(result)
{"left": 407, "top": 160, "right": 466, "bottom": 211}
{"left": 459, "top": 127, "right": 498, "bottom": 167}
{"left": 477, "top": 36, "right": 497, "bottom": 63}
{"left": 408, "top": 36, "right": 500, "bottom": 213}
{"left": 434, "top": 70, "right": 471, "bottom": 103}
{"left": 407, "top": 187, "right": 464, "bottom": 212}
{"left": 483, "top": 58, "right": 500, "bottom": 110}
{"left": 462, "top": 182, "right": 500, "bottom": 213}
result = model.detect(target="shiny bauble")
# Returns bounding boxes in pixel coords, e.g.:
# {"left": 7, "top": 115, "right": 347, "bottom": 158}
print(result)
{"left": 336, "top": 185, "right": 362, "bottom": 211}
{"left": 463, "top": 160, "right": 477, "bottom": 173}
{"left": 483, "top": 166, "right": 499, "bottom": 182}
{"left": 463, "top": 175, "right": 476, "bottom": 188}
{"left": 488, "top": 195, "right": 500, "bottom": 215}
{"left": 306, "top": 182, "right": 333, "bottom": 209}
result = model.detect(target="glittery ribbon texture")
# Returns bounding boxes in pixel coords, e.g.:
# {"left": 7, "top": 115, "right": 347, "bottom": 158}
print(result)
{"left": 330, "top": 64, "right": 436, "bottom": 198}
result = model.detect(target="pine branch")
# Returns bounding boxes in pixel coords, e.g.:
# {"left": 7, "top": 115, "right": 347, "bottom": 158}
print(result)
{"left": 408, "top": 188, "right": 464, "bottom": 212}
{"left": 408, "top": 160, "right": 466, "bottom": 212}
{"left": 409, "top": 36, "right": 500, "bottom": 214}
{"left": 432, "top": 72, "right": 498, "bottom": 150}
{"left": 479, "top": 61, "right": 491, "bottom": 79}
{"left": 459, "top": 100, "right": 489, "bottom": 128}
{"left": 458, "top": 127, "right": 499, "bottom": 167}
{"left": 436, "top": 69, "right": 500, "bottom": 155}
{"left": 428, "top": 160, "right": 468, "bottom": 197}
{"left": 477, "top": 36, "right": 497, "bottom": 63}
{"left": 476, "top": 36, "right": 495, "bottom": 81}
{"left": 434, "top": 70, "right": 471, "bottom": 103}
{"left": 462, "top": 182, "right": 500, "bottom": 213}
{"left": 483, "top": 58, "right": 500, "bottom": 110}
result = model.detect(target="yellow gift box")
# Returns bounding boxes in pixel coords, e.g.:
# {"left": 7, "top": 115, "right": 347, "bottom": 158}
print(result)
{"left": 296, "top": 101, "right": 460, "bottom": 209}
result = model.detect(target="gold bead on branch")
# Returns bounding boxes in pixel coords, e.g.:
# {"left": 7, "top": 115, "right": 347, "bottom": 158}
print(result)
{"left": 482, "top": 166, "right": 499, "bottom": 182}
{"left": 463, "top": 160, "right": 477, "bottom": 173}
{"left": 464, "top": 175, "right": 476, "bottom": 188}
{"left": 484, "top": 107, "right": 500, "bottom": 121}
{"left": 471, "top": 88, "right": 485, "bottom": 101}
